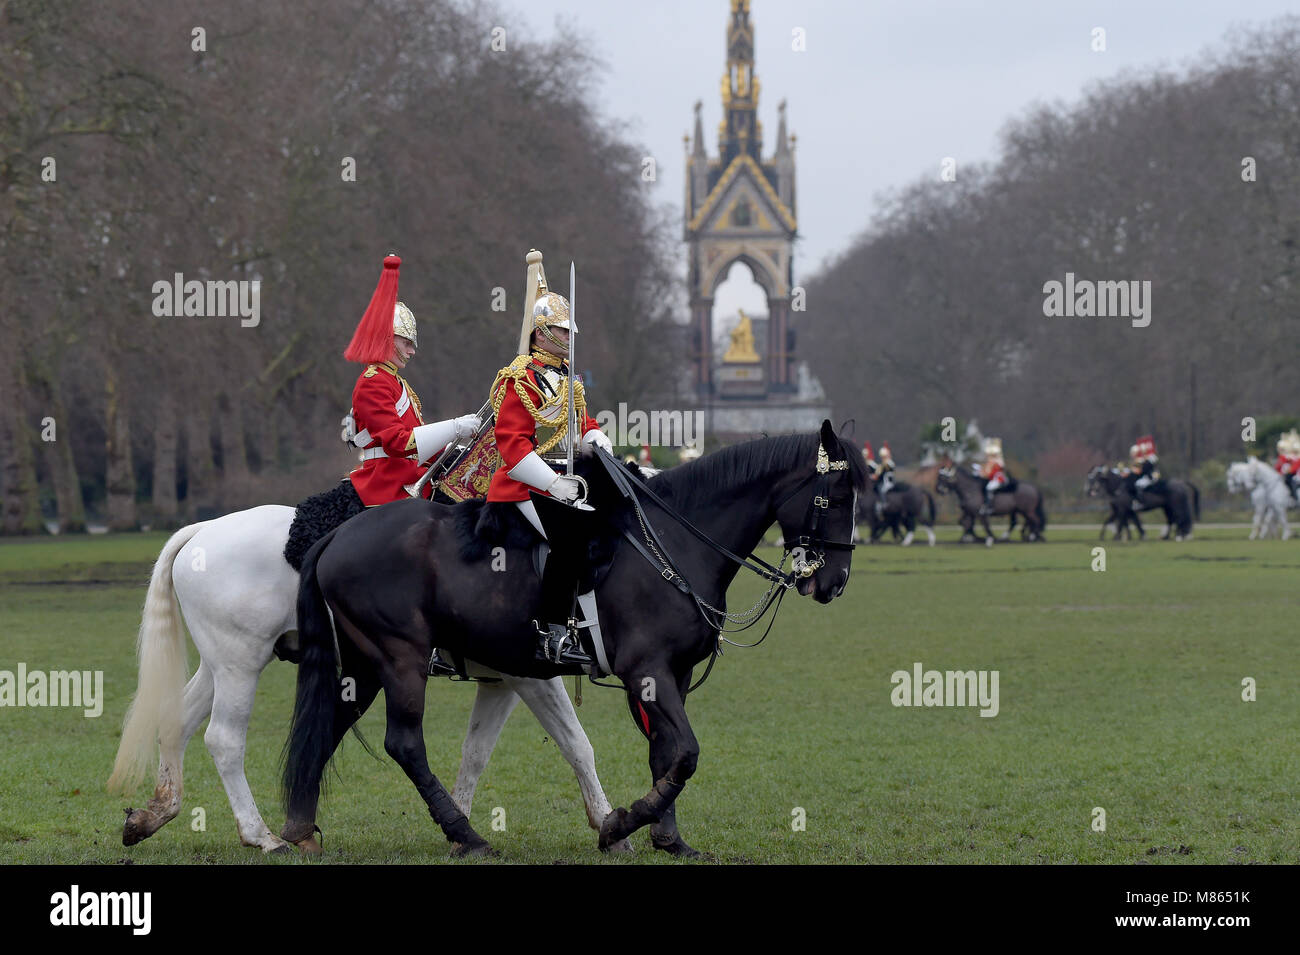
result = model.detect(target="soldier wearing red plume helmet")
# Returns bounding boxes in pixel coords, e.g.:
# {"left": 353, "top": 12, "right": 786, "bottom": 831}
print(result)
{"left": 341, "top": 254, "right": 482, "bottom": 506}
{"left": 1125, "top": 434, "right": 1165, "bottom": 507}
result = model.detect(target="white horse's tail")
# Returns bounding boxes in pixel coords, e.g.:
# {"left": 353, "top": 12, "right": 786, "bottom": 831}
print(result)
{"left": 108, "top": 521, "right": 209, "bottom": 796}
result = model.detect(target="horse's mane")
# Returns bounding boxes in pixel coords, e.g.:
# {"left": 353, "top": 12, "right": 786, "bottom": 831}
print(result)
{"left": 646, "top": 431, "right": 869, "bottom": 511}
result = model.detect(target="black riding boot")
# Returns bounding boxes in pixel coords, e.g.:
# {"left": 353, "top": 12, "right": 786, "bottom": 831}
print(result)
{"left": 534, "top": 554, "right": 593, "bottom": 672}
{"left": 980, "top": 489, "right": 994, "bottom": 515}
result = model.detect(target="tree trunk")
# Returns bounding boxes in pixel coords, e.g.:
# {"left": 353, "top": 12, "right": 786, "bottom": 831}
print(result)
{"left": 32, "top": 364, "right": 87, "bottom": 533}
{"left": 219, "top": 392, "right": 252, "bottom": 511}
{"left": 0, "top": 362, "right": 44, "bottom": 535}
{"left": 184, "top": 406, "right": 217, "bottom": 520}
{"left": 151, "top": 399, "right": 179, "bottom": 528}
{"left": 104, "top": 366, "right": 138, "bottom": 531}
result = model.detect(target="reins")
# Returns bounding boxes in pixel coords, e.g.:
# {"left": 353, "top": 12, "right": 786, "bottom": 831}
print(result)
{"left": 593, "top": 445, "right": 854, "bottom": 694}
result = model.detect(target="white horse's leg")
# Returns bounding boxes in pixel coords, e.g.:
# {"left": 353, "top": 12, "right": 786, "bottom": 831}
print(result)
{"left": 155, "top": 662, "right": 215, "bottom": 825}
{"left": 451, "top": 681, "right": 521, "bottom": 818}
{"left": 505, "top": 675, "right": 628, "bottom": 851}
{"left": 121, "top": 661, "right": 214, "bottom": 845}
{"left": 177, "top": 505, "right": 297, "bottom": 853}
{"left": 204, "top": 665, "right": 287, "bottom": 852}
{"left": 925, "top": 526, "right": 936, "bottom": 546}
{"left": 901, "top": 530, "right": 914, "bottom": 547}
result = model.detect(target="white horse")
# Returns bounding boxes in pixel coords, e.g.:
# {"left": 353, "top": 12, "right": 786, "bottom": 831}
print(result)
{"left": 107, "top": 504, "right": 625, "bottom": 853}
{"left": 1226, "top": 458, "right": 1294, "bottom": 540}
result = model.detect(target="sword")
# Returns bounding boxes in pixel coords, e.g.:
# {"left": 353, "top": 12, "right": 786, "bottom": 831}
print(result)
{"left": 566, "top": 261, "right": 590, "bottom": 507}
{"left": 567, "top": 261, "right": 576, "bottom": 479}
{"left": 403, "top": 397, "right": 493, "bottom": 498}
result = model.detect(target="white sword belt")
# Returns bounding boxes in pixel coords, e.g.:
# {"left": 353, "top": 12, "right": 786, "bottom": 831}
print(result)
{"left": 361, "top": 446, "right": 417, "bottom": 461}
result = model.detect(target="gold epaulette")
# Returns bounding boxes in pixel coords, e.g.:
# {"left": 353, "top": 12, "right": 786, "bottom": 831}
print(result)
{"left": 489, "top": 353, "right": 586, "bottom": 456}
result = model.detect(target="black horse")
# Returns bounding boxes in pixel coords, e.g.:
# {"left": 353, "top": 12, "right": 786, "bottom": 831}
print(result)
{"left": 1085, "top": 466, "right": 1145, "bottom": 540}
{"left": 281, "top": 422, "right": 866, "bottom": 857}
{"left": 1085, "top": 465, "right": 1199, "bottom": 540}
{"left": 935, "top": 462, "right": 1047, "bottom": 543}
{"left": 856, "top": 482, "right": 936, "bottom": 546}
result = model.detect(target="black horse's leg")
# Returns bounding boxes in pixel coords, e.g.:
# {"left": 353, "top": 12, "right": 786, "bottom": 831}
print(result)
{"left": 648, "top": 671, "right": 700, "bottom": 857}
{"left": 379, "top": 656, "right": 491, "bottom": 857}
{"left": 600, "top": 670, "right": 699, "bottom": 853}
{"left": 280, "top": 662, "right": 381, "bottom": 850}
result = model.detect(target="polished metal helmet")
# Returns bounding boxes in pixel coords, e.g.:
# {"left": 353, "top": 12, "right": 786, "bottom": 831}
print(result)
{"left": 393, "top": 301, "right": 417, "bottom": 346}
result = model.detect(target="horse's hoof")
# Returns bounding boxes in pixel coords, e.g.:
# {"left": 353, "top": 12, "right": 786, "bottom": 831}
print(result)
{"left": 651, "top": 834, "right": 703, "bottom": 858}
{"left": 121, "top": 808, "right": 156, "bottom": 846}
{"left": 985, "top": 538, "right": 993, "bottom": 548}
{"left": 600, "top": 837, "right": 634, "bottom": 855}
{"left": 450, "top": 839, "right": 495, "bottom": 859}
{"left": 599, "top": 808, "right": 631, "bottom": 850}
{"left": 266, "top": 841, "right": 294, "bottom": 856}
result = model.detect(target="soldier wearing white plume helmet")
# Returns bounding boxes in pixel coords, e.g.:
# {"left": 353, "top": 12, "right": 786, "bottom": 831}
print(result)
{"left": 484, "top": 250, "right": 613, "bottom": 670}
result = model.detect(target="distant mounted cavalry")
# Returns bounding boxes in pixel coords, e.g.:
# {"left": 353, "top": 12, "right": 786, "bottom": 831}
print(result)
{"left": 1227, "top": 456, "right": 1296, "bottom": 540}
{"left": 935, "top": 437, "right": 1046, "bottom": 544}
{"left": 857, "top": 440, "right": 936, "bottom": 545}
{"left": 1086, "top": 436, "right": 1199, "bottom": 542}
{"left": 855, "top": 482, "right": 938, "bottom": 546}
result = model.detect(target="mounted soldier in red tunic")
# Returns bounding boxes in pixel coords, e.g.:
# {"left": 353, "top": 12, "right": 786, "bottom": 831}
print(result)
{"left": 978, "top": 437, "right": 1015, "bottom": 515}
{"left": 485, "top": 250, "right": 612, "bottom": 671}
{"left": 341, "top": 254, "right": 481, "bottom": 506}
{"left": 284, "top": 254, "right": 481, "bottom": 574}
{"left": 1126, "top": 434, "right": 1166, "bottom": 507}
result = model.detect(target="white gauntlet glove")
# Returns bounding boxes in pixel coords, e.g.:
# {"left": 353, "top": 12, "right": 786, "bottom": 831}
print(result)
{"left": 547, "top": 475, "right": 583, "bottom": 502}
{"left": 453, "top": 413, "right": 482, "bottom": 441}
{"left": 582, "top": 429, "right": 613, "bottom": 454}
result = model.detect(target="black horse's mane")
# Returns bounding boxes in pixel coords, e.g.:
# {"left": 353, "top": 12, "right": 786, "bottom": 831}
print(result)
{"left": 448, "top": 430, "right": 866, "bottom": 561}
{"left": 647, "top": 430, "right": 869, "bottom": 510}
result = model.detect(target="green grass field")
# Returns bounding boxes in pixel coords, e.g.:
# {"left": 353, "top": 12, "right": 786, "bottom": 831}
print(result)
{"left": 0, "top": 527, "right": 1295, "bottom": 864}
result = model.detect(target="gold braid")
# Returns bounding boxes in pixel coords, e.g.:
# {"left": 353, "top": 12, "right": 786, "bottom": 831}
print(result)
{"left": 489, "top": 350, "right": 587, "bottom": 456}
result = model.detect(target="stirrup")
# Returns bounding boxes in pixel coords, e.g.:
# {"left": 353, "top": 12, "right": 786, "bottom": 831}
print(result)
{"left": 533, "top": 620, "right": 593, "bottom": 670}
{"left": 427, "top": 648, "right": 459, "bottom": 678}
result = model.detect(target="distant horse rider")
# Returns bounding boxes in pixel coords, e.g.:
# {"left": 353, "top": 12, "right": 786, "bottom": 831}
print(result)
{"left": 486, "top": 252, "right": 613, "bottom": 669}
{"left": 1275, "top": 429, "right": 1300, "bottom": 503}
{"left": 978, "top": 437, "right": 1011, "bottom": 515}
{"left": 1127, "top": 434, "right": 1165, "bottom": 507}
{"left": 862, "top": 441, "right": 886, "bottom": 515}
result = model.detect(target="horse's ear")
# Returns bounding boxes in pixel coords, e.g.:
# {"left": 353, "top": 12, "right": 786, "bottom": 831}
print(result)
{"left": 839, "top": 418, "right": 856, "bottom": 438}
{"left": 819, "top": 419, "right": 835, "bottom": 450}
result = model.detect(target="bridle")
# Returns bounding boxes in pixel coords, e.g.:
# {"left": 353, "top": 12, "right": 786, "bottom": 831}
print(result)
{"left": 594, "top": 442, "right": 857, "bottom": 691}
{"left": 771, "top": 444, "right": 856, "bottom": 580}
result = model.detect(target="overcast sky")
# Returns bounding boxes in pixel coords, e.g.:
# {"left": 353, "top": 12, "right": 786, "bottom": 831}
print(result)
{"left": 498, "top": 0, "right": 1298, "bottom": 321}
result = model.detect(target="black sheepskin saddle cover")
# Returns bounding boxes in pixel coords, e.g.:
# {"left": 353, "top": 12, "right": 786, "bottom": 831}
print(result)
{"left": 283, "top": 479, "right": 366, "bottom": 571}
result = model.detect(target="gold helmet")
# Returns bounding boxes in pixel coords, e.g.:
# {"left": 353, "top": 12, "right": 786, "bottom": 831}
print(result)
{"left": 1278, "top": 429, "right": 1300, "bottom": 455}
{"left": 515, "top": 249, "right": 574, "bottom": 355}
{"left": 393, "top": 302, "right": 417, "bottom": 346}
{"left": 983, "top": 437, "right": 1003, "bottom": 460}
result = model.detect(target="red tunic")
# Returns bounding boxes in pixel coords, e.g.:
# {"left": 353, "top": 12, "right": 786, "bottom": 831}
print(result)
{"left": 1276, "top": 454, "right": 1300, "bottom": 477}
{"left": 981, "top": 461, "right": 1006, "bottom": 484}
{"left": 347, "top": 362, "right": 443, "bottom": 506}
{"left": 486, "top": 364, "right": 599, "bottom": 503}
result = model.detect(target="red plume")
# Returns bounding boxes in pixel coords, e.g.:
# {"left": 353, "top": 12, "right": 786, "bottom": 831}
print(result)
{"left": 344, "top": 254, "right": 401, "bottom": 364}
